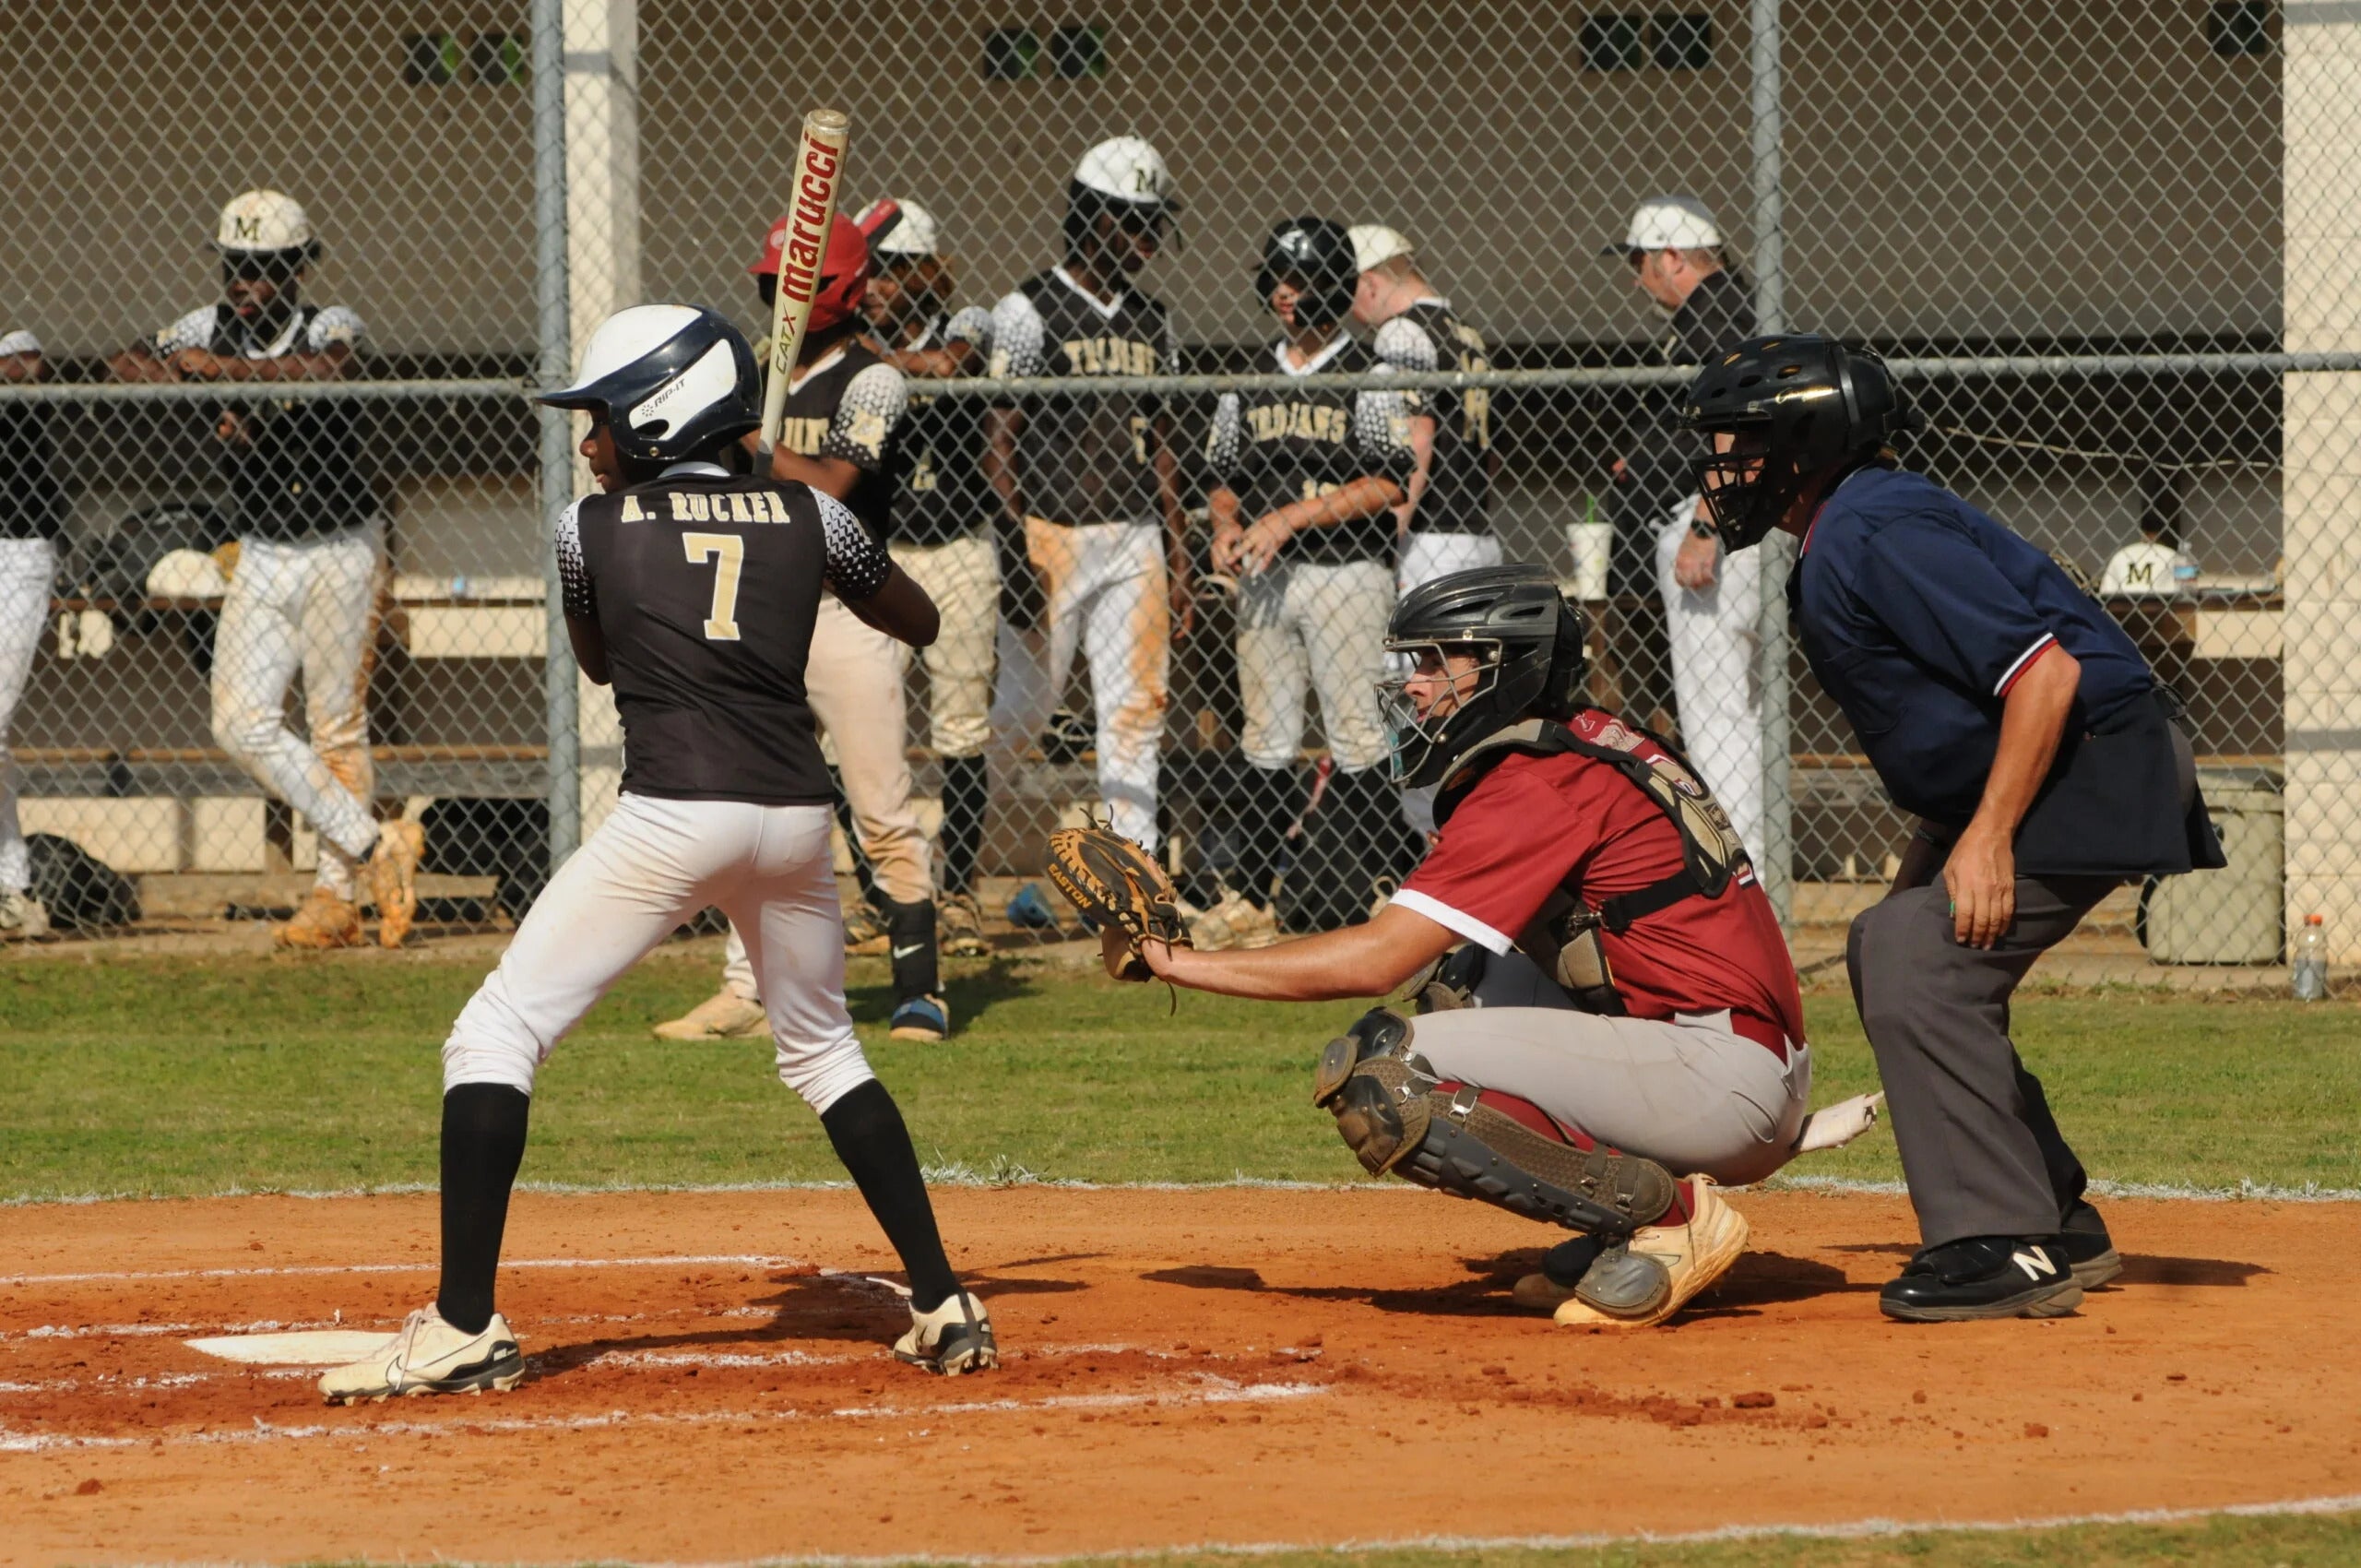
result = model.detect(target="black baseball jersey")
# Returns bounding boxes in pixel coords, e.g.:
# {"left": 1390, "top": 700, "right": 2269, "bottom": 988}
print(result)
{"left": 152, "top": 302, "right": 377, "bottom": 541}
{"left": 891, "top": 306, "right": 994, "bottom": 547}
{"left": 762, "top": 339, "right": 908, "bottom": 541}
{"left": 1619, "top": 267, "right": 1756, "bottom": 517}
{"left": 0, "top": 327, "right": 62, "bottom": 543}
{"left": 1376, "top": 300, "right": 1493, "bottom": 536}
{"left": 556, "top": 462, "right": 894, "bottom": 805}
{"left": 990, "top": 267, "right": 1175, "bottom": 526}
{"left": 1204, "top": 335, "right": 1417, "bottom": 567}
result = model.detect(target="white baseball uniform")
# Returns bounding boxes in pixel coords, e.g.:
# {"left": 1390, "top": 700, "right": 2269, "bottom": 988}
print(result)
{"left": 1655, "top": 496, "right": 1764, "bottom": 861}
{"left": 0, "top": 326, "right": 57, "bottom": 899}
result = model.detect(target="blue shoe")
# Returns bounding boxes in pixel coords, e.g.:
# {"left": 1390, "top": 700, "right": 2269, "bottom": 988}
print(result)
{"left": 889, "top": 993, "right": 951, "bottom": 1042}
{"left": 1004, "top": 882, "right": 1061, "bottom": 932}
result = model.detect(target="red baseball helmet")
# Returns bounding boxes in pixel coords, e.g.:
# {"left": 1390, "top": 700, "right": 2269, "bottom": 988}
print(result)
{"left": 750, "top": 211, "right": 872, "bottom": 334}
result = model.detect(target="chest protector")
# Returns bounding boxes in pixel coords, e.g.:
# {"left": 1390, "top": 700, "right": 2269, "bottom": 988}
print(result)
{"left": 1432, "top": 710, "right": 1752, "bottom": 1015}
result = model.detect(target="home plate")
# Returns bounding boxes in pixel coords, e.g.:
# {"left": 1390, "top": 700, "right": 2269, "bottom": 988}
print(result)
{"left": 185, "top": 1331, "right": 390, "bottom": 1365}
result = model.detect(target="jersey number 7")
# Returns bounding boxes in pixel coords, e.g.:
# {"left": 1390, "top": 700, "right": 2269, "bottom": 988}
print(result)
{"left": 682, "top": 532, "right": 745, "bottom": 641}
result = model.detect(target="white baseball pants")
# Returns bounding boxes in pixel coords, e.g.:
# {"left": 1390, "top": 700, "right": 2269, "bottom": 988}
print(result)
{"left": 990, "top": 518, "right": 1169, "bottom": 848}
{"left": 1655, "top": 499, "right": 1764, "bottom": 861}
{"left": 445, "top": 792, "right": 873, "bottom": 1114}
{"left": 893, "top": 532, "right": 999, "bottom": 760}
{"left": 0, "top": 540, "right": 53, "bottom": 896}
{"left": 1397, "top": 530, "right": 1502, "bottom": 597}
{"left": 1238, "top": 559, "right": 1394, "bottom": 774}
{"left": 210, "top": 528, "right": 382, "bottom": 898}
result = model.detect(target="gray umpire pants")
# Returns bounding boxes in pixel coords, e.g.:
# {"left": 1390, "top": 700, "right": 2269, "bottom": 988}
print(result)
{"left": 1847, "top": 861, "right": 2117, "bottom": 1248}
{"left": 1409, "top": 952, "right": 1811, "bottom": 1187}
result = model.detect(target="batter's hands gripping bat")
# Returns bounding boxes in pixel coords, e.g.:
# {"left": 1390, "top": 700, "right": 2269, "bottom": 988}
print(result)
{"left": 757, "top": 107, "right": 851, "bottom": 451}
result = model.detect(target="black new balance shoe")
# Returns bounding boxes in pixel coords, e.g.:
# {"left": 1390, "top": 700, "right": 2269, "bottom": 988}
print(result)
{"left": 1879, "top": 1236, "right": 2084, "bottom": 1323}
{"left": 2058, "top": 1199, "right": 2124, "bottom": 1289}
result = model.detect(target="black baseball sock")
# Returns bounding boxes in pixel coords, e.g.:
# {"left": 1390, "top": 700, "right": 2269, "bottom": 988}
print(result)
{"left": 436, "top": 1083, "right": 531, "bottom": 1335}
{"left": 820, "top": 1079, "right": 959, "bottom": 1313}
{"left": 1233, "top": 763, "right": 1299, "bottom": 911}
{"left": 881, "top": 896, "right": 940, "bottom": 1002}
{"left": 940, "top": 754, "right": 989, "bottom": 897}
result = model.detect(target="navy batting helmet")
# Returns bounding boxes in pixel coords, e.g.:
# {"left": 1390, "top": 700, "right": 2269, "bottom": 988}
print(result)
{"left": 538, "top": 305, "right": 760, "bottom": 466}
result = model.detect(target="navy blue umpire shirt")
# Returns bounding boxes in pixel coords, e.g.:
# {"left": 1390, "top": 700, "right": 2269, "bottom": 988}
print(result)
{"left": 1787, "top": 466, "right": 2155, "bottom": 828}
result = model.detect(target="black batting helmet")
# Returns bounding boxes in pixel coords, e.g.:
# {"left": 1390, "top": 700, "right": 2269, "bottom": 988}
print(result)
{"left": 1256, "top": 217, "right": 1358, "bottom": 331}
{"left": 1680, "top": 335, "right": 1916, "bottom": 550}
{"left": 1378, "top": 564, "right": 1588, "bottom": 790}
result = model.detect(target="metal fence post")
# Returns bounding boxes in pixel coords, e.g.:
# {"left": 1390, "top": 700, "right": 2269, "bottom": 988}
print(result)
{"left": 533, "top": 0, "right": 580, "bottom": 873}
{"left": 1750, "top": 0, "right": 1795, "bottom": 929}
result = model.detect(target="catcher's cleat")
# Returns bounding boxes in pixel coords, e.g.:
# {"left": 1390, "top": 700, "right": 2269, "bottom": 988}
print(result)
{"left": 366, "top": 819, "right": 426, "bottom": 949}
{"left": 842, "top": 899, "right": 890, "bottom": 956}
{"left": 319, "top": 1306, "right": 524, "bottom": 1404}
{"left": 939, "top": 893, "right": 991, "bottom": 957}
{"left": 1552, "top": 1178, "right": 1750, "bottom": 1328}
{"left": 894, "top": 1290, "right": 998, "bottom": 1375}
{"left": 1189, "top": 890, "right": 1279, "bottom": 952}
{"left": 888, "top": 992, "right": 952, "bottom": 1042}
{"left": 653, "top": 988, "right": 768, "bottom": 1041}
{"left": 275, "top": 886, "right": 363, "bottom": 949}
{"left": 0, "top": 888, "right": 49, "bottom": 941}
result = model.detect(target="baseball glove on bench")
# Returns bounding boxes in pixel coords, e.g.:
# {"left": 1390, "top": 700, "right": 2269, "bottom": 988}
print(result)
{"left": 1043, "top": 826, "right": 1192, "bottom": 982}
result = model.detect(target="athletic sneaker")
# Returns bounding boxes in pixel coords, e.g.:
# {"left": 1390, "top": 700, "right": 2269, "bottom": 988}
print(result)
{"left": 939, "top": 892, "right": 991, "bottom": 958}
{"left": 843, "top": 899, "right": 890, "bottom": 956}
{"left": 318, "top": 1305, "right": 524, "bottom": 1403}
{"left": 275, "top": 886, "right": 363, "bottom": 950}
{"left": 653, "top": 988, "right": 768, "bottom": 1041}
{"left": 894, "top": 1291, "right": 997, "bottom": 1375}
{"left": 1552, "top": 1177, "right": 1750, "bottom": 1329}
{"left": 1878, "top": 1236, "right": 2084, "bottom": 1323}
{"left": 2059, "top": 1198, "right": 2123, "bottom": 1289}
{"left": 1189, "top": 891, "right": 1279, "bottom": 952}
{"left": 888, "top": 992, "right": 952, "bottom": 1042}
{"left": 366, "top": 819, "right": 427, "bottom": 949}
{"left": 0, "top": 887, "right": 48, "bottom": 941}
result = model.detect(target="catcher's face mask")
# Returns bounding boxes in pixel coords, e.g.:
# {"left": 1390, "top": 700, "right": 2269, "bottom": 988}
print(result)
{"left": 1378, "top": 640, "right": 1500, "bottom": 789}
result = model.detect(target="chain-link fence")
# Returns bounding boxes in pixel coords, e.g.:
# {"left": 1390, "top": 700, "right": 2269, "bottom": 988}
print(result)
{"left": 0, "top": 0, "right": 2340, "bottom": 972}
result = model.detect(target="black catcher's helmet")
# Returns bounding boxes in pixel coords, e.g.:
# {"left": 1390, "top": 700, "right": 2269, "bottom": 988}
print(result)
{"left": 1379, "top": 564, "right": 1589, "bottom": 790}
{"left": 1680, "top": 335, "right": 1916, "bottom": 550}
{"left": 1256, "top": 217, "right": 1358, "bottom": 331}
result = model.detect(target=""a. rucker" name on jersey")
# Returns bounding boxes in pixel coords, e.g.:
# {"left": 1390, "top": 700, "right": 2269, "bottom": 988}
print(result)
{"left": 616, "top": 491, "right": 798, "bottom": 525}
{"left": 1247, "top": 401, "right": 1350, "bottom": 445}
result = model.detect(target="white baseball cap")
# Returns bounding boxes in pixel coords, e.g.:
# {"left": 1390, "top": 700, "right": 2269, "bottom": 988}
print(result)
{"left": 1347, "top": 223, "right": 1416, "bottom": 275}
{"left": 1073, "top": 137, "right": 1177, "bottom": 208}
{"left": 856, "top": 197, "right": 942, "bottom": 258}
{"left": 1608, "top": 195, "right": 1722, "bottom": 255}
{"left": 216, "top": 189, "right": 317, "bottom": 255}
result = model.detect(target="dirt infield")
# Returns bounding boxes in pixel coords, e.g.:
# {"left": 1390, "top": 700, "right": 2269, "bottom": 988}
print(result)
{"left": 3, "top": 1186, "right": 2355, "bottom": 1564}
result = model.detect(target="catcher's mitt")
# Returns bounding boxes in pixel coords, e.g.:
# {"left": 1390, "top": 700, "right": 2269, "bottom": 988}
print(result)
{"left": 1043, "top": 826, "right": 1192, "bottom": 982}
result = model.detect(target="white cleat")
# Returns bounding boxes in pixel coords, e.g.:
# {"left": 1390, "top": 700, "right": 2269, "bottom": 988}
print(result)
{"left": 653, "top": 988, "right": 769, "bottom": 1041}
{"left": 893, "top": 1290, "right": 998, "bottom": 1375}
{"left": 1552, "top": 1177, "right": 1750, "bottom": 1329}
{"left": 319, "top": 1305, "right": 524, "bottom": 1404}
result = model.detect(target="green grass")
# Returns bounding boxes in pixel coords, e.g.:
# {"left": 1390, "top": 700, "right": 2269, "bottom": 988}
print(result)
{"left": 4, "top": 949, "right": 2360, "bottom": 1200}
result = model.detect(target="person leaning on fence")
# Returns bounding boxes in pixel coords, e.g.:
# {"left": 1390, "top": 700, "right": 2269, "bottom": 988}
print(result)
{"left": 108, "top": 190, "right": 421, "bottom": 950}
{"left": 1201, "top": 218, "right": 1418, "bottom": 942}
{"left": 1604, "top": 196, "right": 1766, "bottom": 863}
{"left": 982, "top": 137, "right": 1192, "bottom": 863}
{"left": 0, "top": 321, "right": 64, "bottom": 940}
{"left": 848, "top": 197, "right": 1000, "bottom": 961}
{"left": 655, "top": 208, "right": 952, "bottom": 1047}
{"left": 1346, "top": 224, "right": 1502, "bottom": 597}
{"left": 1682, "top": 335, "right": 2225, "bottom": 1323}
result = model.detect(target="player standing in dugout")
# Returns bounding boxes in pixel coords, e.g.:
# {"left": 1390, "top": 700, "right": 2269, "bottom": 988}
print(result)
{"left": 0, "top": 318, "right": 63, "bottom": 939}
{"left": 656, "top": 209, "right": 953, "bottom": 1044}
{"left": 109, "top": 191, "right": 422, "bottom": 949}
{"left": 1200, "top": 218, "right": 1418, "bottom": 943}
{"left": 319, "top": 305, "right": 993, "bottom": 1402}
{"left": 848, "top": 197, "right": 998, "bottom": 960}
{"left": 983, "top": 137, "right": 1193, "bottom": 859}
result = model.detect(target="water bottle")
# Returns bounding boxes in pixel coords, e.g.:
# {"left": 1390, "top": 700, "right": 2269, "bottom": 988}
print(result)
{"left": 2293, "top": 914, "right": 2329, "bottom": 1002}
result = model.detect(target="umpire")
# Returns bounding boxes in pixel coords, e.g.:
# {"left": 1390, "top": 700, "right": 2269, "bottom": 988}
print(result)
{"left": 1683, "top": 336, "right": 2222, "bottom": 1323}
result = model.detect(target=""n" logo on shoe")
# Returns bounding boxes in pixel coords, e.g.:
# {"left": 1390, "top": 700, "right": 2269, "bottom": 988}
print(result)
{"left": 2011, "top": 1249, "right": 2058, "bottom": 1282}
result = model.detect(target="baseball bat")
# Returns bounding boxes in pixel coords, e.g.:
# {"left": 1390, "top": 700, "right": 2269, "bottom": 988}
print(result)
{"left": 757, "top": 107, "right": 851, "bottom": 450}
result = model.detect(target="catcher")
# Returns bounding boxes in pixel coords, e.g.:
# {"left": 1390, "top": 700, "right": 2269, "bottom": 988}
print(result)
{"left": 1050, "top": 564, "right": 1880, "bottom": 1326}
